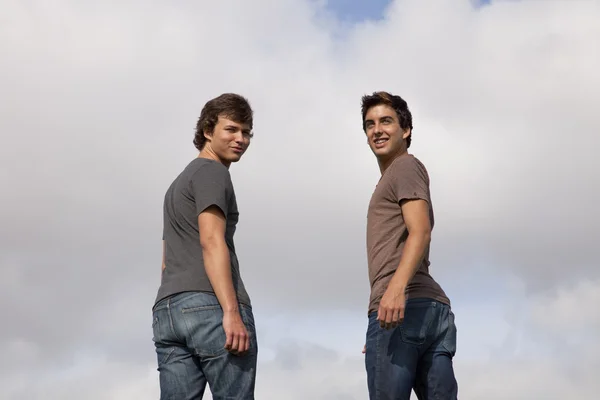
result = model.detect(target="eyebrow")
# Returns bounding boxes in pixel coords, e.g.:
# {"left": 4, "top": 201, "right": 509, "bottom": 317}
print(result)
{"left": 225, "top": 124, "right": 251, "bottom": 134}
{"left": 364, "top": 116, "right": 394, "bottom": 124}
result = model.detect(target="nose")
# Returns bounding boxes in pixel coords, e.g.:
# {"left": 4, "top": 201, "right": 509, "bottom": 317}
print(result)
{"left": 370, "top": 121, "right": 384, "bottom": 134}
{"left": 233, "top": 131, "right": 245, "bottom": 142}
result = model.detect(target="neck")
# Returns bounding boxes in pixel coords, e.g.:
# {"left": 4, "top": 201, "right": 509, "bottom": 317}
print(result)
{"left": 377, "top": 149, "right": 407, "bottom": 174}
{"left": 198, "top": 147, "right": 230, "bottom": 169}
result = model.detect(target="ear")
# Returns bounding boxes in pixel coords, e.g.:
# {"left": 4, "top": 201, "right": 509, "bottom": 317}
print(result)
{"left": 402, "top": 128, "right": 411, "bottom": 140}
{"left": 203, "top": 129, "right": 213, "bottom": 142}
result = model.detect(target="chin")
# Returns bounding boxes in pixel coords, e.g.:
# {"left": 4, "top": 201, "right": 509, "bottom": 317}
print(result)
{"left": 227, "top": 154, "right": 243, "bottom": 163}
{"left": 371, "top": 147, "right": 389, "bottom": 157}
{"left": 375, "top": 150, "right": 399, "bottom": 164}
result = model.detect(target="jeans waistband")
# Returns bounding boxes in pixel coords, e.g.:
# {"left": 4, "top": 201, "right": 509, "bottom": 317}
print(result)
{"left": 153, "top": 291, "right": 219, "bottom": 312}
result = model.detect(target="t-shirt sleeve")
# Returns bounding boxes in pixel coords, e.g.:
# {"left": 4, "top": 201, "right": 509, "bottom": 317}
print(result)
{"left": 390, "top": 158, "right": 430, "bottom": 204}
{"left": 189, "top": 164, "right": 231, "bottom": 218}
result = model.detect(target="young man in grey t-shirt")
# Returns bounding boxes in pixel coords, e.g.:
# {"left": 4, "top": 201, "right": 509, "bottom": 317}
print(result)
{"left": 152, "top": 93, "right": 257, "bottom": 399}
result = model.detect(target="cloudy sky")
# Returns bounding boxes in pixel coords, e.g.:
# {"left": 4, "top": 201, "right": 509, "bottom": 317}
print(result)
{"left": 1, "top": 0, "right": 599, "bottom": 398}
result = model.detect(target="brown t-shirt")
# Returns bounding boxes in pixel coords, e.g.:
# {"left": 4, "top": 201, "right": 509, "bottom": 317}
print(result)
{"left": 366, "top": 153, "right": 450, "bottom": 315}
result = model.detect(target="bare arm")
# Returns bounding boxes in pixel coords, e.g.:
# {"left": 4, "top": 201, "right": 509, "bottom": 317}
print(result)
{"left": 198, "top": 206, "right": 239, "bottom": 313}
{"left": 377, "top": 198, "right": 431, "bottom": 329}
{"left": 198, "top": 205, "right": 249, "bottom": 354}
{"left": 388, "top": 198, "right": 431, "bottom": 289}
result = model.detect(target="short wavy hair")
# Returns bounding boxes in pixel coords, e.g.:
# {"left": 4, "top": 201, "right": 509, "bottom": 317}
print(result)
{"left": 194, "top": 93, "right": 254, "bottom": 151}
{"left": 361, "top": 91, "right": 413, "bottom": 148}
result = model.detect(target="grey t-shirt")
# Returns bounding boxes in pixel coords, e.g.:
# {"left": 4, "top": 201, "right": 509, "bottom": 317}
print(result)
{"left": 154, "top": 158, "right": 251, "bottom": 308}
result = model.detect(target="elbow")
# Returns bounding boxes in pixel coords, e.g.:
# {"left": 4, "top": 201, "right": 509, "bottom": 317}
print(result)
{"left": 420, "top": 232, "right": 431, "bottom": 247}
{"left": 410, "top": 229, "right": 431, "bottom": 244}
{"left": 200, "top": 233, "right": 225, "bottom": 251}
{"left": 423, "top": 230, "right": 432, "bottom": 243}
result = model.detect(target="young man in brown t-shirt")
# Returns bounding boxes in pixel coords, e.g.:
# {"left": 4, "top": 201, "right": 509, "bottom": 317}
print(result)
{"left": 361, "top": 91, "right": 458, "bottom": 400}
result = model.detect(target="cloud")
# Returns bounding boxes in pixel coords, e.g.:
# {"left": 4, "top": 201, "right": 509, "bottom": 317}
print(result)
{"left": 1, "top": 0, "right": 599, "bottom": 398}
{"left": 456, "top": 279, "right": 600, "bottom": 399}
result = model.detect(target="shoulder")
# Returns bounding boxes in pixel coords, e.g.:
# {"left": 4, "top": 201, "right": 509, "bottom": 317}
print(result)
{"left": 189, "top": 159, "right": 232, "bottom": 183}
{"left": 388, "top": 154, "right": 428, "bottom": 181}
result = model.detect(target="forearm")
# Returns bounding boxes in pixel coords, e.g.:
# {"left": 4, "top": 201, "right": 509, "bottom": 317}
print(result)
{"left": 389, "top": 231, "right": 431, "bottom": 290}
{"left": 202, "top": 239, "right": 239, "bottom": 313}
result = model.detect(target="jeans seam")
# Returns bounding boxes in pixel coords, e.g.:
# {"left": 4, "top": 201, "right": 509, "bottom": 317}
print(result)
{"left": 160, "top": 346, "right": 176, "bottom": 365}
{"left": 375, "top": 325, "right": 381, "bottom": 400}
{"left": 181, "top": 305, "right": 220, "bottom": 313}
{"left": 166, "top": 299, "right": 184, "bottom": 343}
{"left": 440, "top": 314, "right": 457, "bottom": 357}
{"left": 168, "top": 291, "right": 219, "bottom": 308}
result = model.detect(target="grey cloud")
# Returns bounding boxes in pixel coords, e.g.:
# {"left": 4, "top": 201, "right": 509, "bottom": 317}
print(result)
{"left": 1, "top": 0, "right": 599, "bottom": 398}
{"left": 271, "top": 341, "right": 340, "bottom": 371}
{"left": 343, "top": 0, "right": 600, "bottom": 291}
{"left": 2, "top": 318, "right": 599, "bottom": 400}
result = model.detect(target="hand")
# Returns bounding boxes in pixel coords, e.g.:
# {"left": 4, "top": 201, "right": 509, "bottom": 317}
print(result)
{"left": 222, "top": 310, "right": 250, "bottom": 355}
{"left": 362, "top": 344, "right": 366, "bottom": 354}
{"left": 377, "top": 284, "right": 406, "bottom": 330}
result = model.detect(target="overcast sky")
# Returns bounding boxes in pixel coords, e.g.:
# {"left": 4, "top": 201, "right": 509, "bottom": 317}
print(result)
{"left": 1, "top": 0, "right": 599, "bottom": 399}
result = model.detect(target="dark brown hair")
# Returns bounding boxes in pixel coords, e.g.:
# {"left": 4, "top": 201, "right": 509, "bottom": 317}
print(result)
{"left": 361, "top": 91, "right": 413, "bottom": 148}
{"left": 194, "top": 93, "right": 254, "bottom": 151}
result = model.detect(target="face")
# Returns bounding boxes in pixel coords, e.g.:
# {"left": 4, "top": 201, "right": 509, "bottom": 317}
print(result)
{"left": 204, "top": 116, "right": 252, "bottom": 165}
{"left": 364, "top": 104, "right": 410, "bottom": 162}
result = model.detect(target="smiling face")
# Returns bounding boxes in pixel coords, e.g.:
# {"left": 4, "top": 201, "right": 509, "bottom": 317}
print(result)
{"left": 203, "top": 115, "right": 253, "bottom": 166}
{"left": 364, "top": 104, "right": 411, "bottom": 166}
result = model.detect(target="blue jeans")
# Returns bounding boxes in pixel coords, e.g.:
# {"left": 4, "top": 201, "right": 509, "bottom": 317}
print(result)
{"left": 365, "top": 298, "right": 458, "bottom": 400}
{"left": 152, "top": 292, "right": 258, "bottom": 400}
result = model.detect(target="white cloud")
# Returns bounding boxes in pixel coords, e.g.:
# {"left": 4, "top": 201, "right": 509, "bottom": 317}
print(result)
{"left": 1, "top": 0, "right": 599, "bottom": 398}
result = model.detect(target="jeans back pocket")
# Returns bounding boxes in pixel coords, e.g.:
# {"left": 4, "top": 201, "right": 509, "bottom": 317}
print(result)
{"left": 399, "top": 301, "right": 436, "bottom": 345}
{"left": 182, "top": 305, "right": 228, "bottom": 357}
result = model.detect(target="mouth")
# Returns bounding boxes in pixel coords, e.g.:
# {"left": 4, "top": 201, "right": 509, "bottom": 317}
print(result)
{"left": 231, "top": 147, "right": 245, "bottom": 154}
{"left": 373, "top": 138, "right": 389, "bottom": 148}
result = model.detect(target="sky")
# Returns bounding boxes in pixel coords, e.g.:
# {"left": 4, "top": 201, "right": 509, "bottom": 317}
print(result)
{"left": 1, "top": 0, "right": 599, "bottom": 399}
{"left": 326, "top": 0, "right": 392, "bottom": 22}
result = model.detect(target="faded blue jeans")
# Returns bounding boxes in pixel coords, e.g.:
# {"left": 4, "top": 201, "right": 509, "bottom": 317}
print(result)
{"left": 152, "top": 291, "right": 258, "bottom": 400}
{"left": 365, "top": 298, "right": 458, "bottom": 400}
